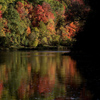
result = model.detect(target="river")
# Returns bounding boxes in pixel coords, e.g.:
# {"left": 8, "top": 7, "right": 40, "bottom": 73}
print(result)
{"left": 0, "top": 51, "right": 99, "bottom": 100}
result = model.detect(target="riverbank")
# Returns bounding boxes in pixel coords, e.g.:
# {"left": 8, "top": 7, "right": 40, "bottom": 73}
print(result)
{"left": 0, "top": 45, "right": 69, "bottom": 51}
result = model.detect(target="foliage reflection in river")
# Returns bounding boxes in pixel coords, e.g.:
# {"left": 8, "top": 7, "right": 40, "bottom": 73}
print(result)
{"left": 0, "top": 51, "right": 92, "bottom": 100}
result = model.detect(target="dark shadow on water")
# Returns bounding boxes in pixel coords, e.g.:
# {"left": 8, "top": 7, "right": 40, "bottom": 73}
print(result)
{"left": 71, "top": 53, "right": 100, "bottom": 100}
{"left": 69, "top": 0, "right": 100, "bottom": 99}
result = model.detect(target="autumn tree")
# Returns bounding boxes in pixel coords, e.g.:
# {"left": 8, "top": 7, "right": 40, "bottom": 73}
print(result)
{"left": 0, "top": 10, "right": 2, "bottom": 19}
{"left": 24, "top": 2, "right": 33, "bottom": 20}
{"left": 0, "top": 0, "right": 16, "bottom": 12}
{"left": 0, "top": 0, "right": 90, "bottom": 48}
{"left": 50, "top": 0, "right": 65, "bottom": 15}
{"left": 38, "top": 21, "right": 49, "bottom": 45}
{"left": 16, "top": 1, "right": 28, "bottom": 19}
{"left": 28, "top": 27, "right": 39, "bottom": 47}
{"left": 65, "top": 1, "right": 89, "bottom": 21}
{"left": 60, "top": 21, "right": 79, "bottom": 41}
{"left": 3, "top": 5, "right": 27, "bottom": 46}
{"left": 32, "top": 2, "right": 55, "bottom": 26}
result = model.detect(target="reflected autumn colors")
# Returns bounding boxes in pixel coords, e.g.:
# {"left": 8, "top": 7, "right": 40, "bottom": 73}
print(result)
{"left": 0, "top": 51, "right": 92, "bottom": 100}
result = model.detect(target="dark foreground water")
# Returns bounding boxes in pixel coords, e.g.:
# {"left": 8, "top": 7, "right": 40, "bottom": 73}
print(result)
{"left": 0, "top": 51, "right": 99, "bottom": 100}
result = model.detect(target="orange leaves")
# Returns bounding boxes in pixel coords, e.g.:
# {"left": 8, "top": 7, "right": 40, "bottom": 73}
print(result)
{"left": 47, "top": 20, "right": 55, "bottom": 34}
{"left": 42, "top": 2, "right": 55, "bottom": 20}
{"left": 66, "top": 22, "right": 78, "bottom": 39}
{"left": 26, "top": 26, "right": 31, "bottom": 36}
{"left": 61, "top": 22, "right": 79, "bottom": 40}
{"left": 69, "top": 22, "right": 77, "bottom": 29}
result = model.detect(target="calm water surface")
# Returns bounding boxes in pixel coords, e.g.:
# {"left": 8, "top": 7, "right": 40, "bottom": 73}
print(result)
{"left": 0, "top": 51, "right": 93, "bottom": 100}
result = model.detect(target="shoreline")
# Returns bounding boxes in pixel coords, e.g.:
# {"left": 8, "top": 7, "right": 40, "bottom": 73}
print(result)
{"left": 0, "top": 45, "right": 69, "bottom": 51}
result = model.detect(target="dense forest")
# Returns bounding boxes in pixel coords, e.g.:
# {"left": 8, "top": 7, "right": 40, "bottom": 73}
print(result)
{"left": 0, "top": 0, "right": 90, "bottom": 49}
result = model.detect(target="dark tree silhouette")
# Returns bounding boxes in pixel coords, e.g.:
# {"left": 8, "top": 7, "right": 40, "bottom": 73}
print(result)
{"left": 72, "top": 0, "right": 100, "bottom": 54}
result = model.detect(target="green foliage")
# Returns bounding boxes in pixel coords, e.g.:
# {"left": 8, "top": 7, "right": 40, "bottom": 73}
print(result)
{"left": 28, "top": 27, "right": 40, "bottom": 47}
{"left": 34, "top": 0, "right": 64, "bottom": 13}
{"left": 34, "top": 0, "right": 53, "bottom": 4}
{"left": 29, "top": 38, "right": 39, "bottom": 47}
{"left": 50, "top": 0, "right": 64, "bottom": 13}
{"left": 0, "top": 0, "right": 90, "bottom": 48}
{"left": 52, "top": 34, "right": 60, "bottom": 45}
{"left": 39, "top": 21, "right": 48, "bottom": 37}
{"left": 33, "top": 39, "right": 39, "bottom": 47}
{"left": 3, "top": 5, "right": 20, "bottom": 32}
{"left": 0, "top": 0, "right": 16, "bottom": 12}
{"left": 28, "top": 27, "right": 39, "bottom": 46}
{"left": 41, "top": 37, "right": 48, "bottom": 45}
{"left": 38, "top": 21, "right": 50, "bottom": 45}
{"left": 3, "top": 5, "right": 29, "bottom": 46}
{"left": 62, "top": 0, "right": 71, "bottom": 7}
{"left": 56, "top": 15, "right": 65, "bottom": 30}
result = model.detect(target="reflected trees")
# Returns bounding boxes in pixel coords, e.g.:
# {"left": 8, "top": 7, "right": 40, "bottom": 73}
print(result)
{"left": 0, "top": 51, "right": 92, "bottom": 99}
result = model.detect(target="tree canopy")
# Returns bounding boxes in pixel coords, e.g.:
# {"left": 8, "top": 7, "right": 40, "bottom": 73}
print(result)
{"left": 0, "top": 0, "right": 90, "bottom": 48}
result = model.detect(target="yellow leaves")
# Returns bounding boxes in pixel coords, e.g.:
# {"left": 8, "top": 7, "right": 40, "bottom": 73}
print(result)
{"left": 32, "top": 39, "right": 39, "bottom": 47}
{"left": 41, "top": 37, "right": 47, "bottom": 44}
{"left": 34, "top": 27, "right": 39, "bottom": 33}
{"left": 0, "top": 18, "right": 8, "bottom": 37}
{"left": 0, "top": 28, "right": 6, "bottom": 37}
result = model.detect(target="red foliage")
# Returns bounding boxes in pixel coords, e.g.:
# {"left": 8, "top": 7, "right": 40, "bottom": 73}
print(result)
{"left": 34, "top": 4, "right": 47, "bottom": 22}
{"left": 24, "top": 3, "right": 33, "bottom": 20}
{"left": 16, "top": 1, "right": 34, "bottom": 20}
{"left": 0, "top": 10, "right": 2, "bottom": 19}
{"left": 16, "top": 1, "right": 28, "bottom": 19}
{"left": 0, "top": 82, "right": 3, "bottom": 98}
{"left": 17, "top": 1, "right": 23, "bottom": 8}
{"left": 33, "top": 2, "right": 55, "bottom": 26}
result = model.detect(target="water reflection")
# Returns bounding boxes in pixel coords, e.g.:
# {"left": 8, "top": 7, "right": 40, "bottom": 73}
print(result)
{"left": 0, "top": 51, "right": 92, "bottom": 100}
